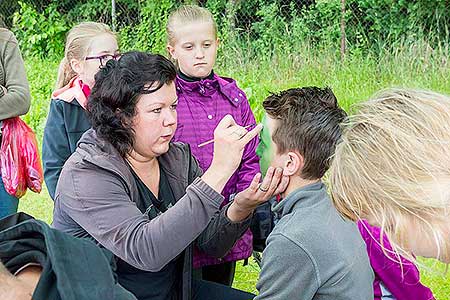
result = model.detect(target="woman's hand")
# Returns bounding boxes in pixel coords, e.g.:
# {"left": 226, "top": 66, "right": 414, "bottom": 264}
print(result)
{"left": 227, "top": 167, "right": 290, "bottom": 222}
{"left": 202, "top": 115, "right": 262, "bottom": 193}
{"left": 211, "top": 115, "right": 262, "bottom": 174}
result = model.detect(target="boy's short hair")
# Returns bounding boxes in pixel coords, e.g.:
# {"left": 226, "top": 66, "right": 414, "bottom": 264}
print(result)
{"left": 263, "top": 87, "right": 346, "bottom": 179}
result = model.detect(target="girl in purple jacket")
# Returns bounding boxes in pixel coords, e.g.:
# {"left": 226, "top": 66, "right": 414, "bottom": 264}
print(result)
{"left": 358, "top": 220, "right": 434, "bottom": 300}
{"left": 166, "top": 5, "right": 260, "bottom": 286}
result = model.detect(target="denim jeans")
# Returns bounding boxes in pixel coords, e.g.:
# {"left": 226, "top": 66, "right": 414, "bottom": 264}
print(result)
{"left": 0, "top": 173, "right": 19, "bottom": 219}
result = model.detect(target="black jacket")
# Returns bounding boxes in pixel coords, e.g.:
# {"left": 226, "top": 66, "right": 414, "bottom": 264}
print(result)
{"left": 0, "top": 213, "right": 136, "bottom": 300}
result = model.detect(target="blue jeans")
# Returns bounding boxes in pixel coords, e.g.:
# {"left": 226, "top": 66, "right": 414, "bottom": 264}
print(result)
{"left": 0, "top": 173, "right": 19, "bottom": 219}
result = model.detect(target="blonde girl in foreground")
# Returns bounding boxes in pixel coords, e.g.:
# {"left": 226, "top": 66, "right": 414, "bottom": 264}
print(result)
{"left": 330, "top": 88, "right": 450, "bottom": 264}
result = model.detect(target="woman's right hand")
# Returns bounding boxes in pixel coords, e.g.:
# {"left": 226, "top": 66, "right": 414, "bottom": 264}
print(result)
{"left": 202, "top": 115, "right": 262, "bottom": 193}
{"left": 211, "top": 115, "right": 262, "bottom": 174}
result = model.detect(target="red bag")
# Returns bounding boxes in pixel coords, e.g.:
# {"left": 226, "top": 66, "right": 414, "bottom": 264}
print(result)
{"left": 0, "top": 117, "right": 43, "bottom": 198}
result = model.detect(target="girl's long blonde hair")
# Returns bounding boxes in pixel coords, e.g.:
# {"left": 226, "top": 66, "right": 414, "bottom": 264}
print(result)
{"left": 329, "top": 88, "right": 450, "bottom": 263}
{"left": 56, "top": 22, "right": 115, "bottom": 89}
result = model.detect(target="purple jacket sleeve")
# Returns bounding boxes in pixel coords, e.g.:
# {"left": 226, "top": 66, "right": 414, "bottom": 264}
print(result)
{"left": 358, "top": 220, "right": 435, "bottom": 300}
{"left": 235, "top": 96, "right": 260, "bottom": 193}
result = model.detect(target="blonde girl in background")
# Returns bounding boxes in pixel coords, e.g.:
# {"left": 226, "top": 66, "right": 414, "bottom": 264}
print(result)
{"left": 42, "top": 22, "right": 120, "bottom": 200}
{"left": 329, "top": 88, "right": 450, "bottom": 296}
{"left": 166, "top": 5, "right": 260, "bottom": 286}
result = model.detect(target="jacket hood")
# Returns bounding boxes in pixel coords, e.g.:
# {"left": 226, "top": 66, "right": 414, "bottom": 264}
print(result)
{"left": 52, "top": 76, "right": 88, "bottom": 109}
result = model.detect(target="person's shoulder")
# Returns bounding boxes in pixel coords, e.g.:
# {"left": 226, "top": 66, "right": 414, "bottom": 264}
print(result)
{"left": 264, "top": 231, "right": 315, "bottom": 269}
{"left": 272, "top": 201, "right": 360, "bottom": 256}
{"left": 215, "top": 74, "right": 248, "bottom": 104}
{"left": 48, "top": 97, "right": 86, "bottom": 121}
{"left": 0, "top": 28, "right": 16, "bottom": 44}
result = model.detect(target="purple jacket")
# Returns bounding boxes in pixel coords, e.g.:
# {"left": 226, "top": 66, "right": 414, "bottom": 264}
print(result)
{"left": 173, "top": 73, "right": 260, "bottom": 268}
{"left": 358, "top": 220, "right": 434, "bottom": 300}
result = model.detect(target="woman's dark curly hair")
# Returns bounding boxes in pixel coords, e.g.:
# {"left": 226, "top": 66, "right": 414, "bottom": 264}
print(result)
{"left": 88, "top": 51, "right": 177, "bottom": 157}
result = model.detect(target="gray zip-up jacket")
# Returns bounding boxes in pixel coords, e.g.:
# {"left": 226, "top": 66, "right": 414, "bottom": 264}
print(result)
{"left": 52, "top": 129, "right": 252, "bottom": 300}
{"left": 255, "top": 182, "right": 373, "bottom": 300}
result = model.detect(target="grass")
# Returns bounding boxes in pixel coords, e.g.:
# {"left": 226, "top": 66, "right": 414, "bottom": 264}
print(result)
{"left": 18, "top": 44, "right": 450, "bottom": 299}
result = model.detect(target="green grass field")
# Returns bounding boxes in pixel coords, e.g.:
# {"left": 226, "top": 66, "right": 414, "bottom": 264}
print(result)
{"left": 19, "top": 47, "right": 450, "bottom": 298}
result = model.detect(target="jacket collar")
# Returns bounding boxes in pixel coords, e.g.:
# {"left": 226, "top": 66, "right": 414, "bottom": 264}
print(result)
{"left": 51, "top": 76, "right": 89, "bottom": 109}
{"left": 272, "top": 181, "right": 327, "bottom": 219}
{"left": 175, "top": 73, "right": 245, "bottom": 107}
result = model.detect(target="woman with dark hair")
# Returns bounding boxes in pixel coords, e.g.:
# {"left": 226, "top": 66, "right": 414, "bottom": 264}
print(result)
{"left": 53, "top": 51, "right": 288, "bottom": 300}
{"left": 0, "top": 21, "right": 31, "bottom": 218}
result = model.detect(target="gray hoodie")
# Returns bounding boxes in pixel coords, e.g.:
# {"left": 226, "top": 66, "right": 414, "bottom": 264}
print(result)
{"left": 53, "top": 129, "right": 252, "bottom": 300}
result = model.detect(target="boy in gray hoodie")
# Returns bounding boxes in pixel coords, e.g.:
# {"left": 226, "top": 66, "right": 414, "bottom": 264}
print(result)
{"left": 254, "top": 87, "right": 373, "bottom": 300}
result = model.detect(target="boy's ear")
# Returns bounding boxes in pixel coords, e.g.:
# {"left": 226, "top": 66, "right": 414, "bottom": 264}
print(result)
{"left": 70, "top": 58, "right": 82, "bottom": 75}
{"left": 283, "top": 151, "right": 304, "bottom": 177}
{"left": 167, "top": 44, "right": 177, "bottom": 59}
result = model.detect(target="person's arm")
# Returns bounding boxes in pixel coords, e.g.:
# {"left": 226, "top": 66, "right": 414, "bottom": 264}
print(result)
{"left": 0, "top": 262, "right": 39, "bottom": 300}
{"left": 255, "top": 233, "right": 319, "bottom": 300}
{"left": 196, "top": 202, "right": 253, "bottom": 258}
{"left": 42, "top": 100, "right": 72, "bottom": 200}
{"left": 0, "top": 31, "right": 30, "bottom": 120}
{"left": 56, "top": 164, "right": 226, "bottom": 273}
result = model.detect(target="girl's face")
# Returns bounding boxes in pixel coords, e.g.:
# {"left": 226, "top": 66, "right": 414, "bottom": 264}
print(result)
{"left": 71, "top": 33, "right": 119, "bottom": 88}
{"left": 130, "top": 82, "right": 178, "bottom": 160}
{"left": 167, "top": 21, "right": 218, "bottom": 78}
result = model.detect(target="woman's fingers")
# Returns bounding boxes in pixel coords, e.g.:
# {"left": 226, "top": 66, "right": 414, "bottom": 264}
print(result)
{"left": 273, "top": 175, "right": 289, "bottom": 196}
{"left": 248, "top": 173, "right": 262, "bottom": 193}
{"left": 266, "top": 167, "right": 283, "bottom": 194}
{"left": 257, "top": 167, "right": 283, "bottom": 197}
{"left": 215, "top": 114, "right": 236, "bottom": 131}
{"left": 239, "top": 124, "right": 262, "bottom": 145}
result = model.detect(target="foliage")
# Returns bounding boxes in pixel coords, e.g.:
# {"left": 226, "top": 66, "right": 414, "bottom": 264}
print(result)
{"left": 118, "top": 0, "right": 175, "bottom": 54}
{"left": 6, "top": 0, "right": 449, "bottom": 59}
{"left": 12, "top": 2, "right": 69, "bottom": 58}
{"left": 22, "top": 58, "right": 58, "bottom": 143}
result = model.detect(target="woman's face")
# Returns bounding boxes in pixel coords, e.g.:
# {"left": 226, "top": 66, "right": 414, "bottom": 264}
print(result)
{"left": 131, "top": 82, "right": 178, "bottom": 160}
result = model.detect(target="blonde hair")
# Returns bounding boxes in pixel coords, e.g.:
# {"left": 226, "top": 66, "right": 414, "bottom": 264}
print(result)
{"left": 56, "top": 22, "right": 115, "bottom": 89}
{"left": 329, "top": 88, "right": 450, "bottom": 263}
{"left": 166, "top": 5, "right": 217, "bottom": 46}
